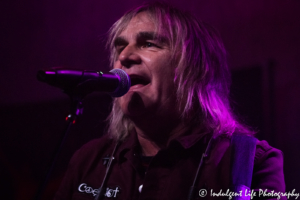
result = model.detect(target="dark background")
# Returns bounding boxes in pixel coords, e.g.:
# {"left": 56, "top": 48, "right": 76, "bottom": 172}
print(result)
{"left": 1, "top": 0, "right": 299, "bottom": 199}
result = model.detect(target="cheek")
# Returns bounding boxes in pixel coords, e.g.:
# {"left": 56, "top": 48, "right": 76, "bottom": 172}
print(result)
{"left": 153, "top": 57, "right": 175, "bottom": 83}
{"left": 155, "top": 68, "right": 176, "bottom": 95}
{"left": 113, "top": 60, "right": 121, "bottom": 69}
{"left": 117, "top": 91, "right": 146, "bottom": 116}
{"left": 117, "top": 94, "right": 130, "bottom": 112}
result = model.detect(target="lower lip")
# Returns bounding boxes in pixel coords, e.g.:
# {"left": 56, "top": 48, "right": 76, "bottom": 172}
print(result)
{"left": 129, "top": 84, "right": 147, "bottom": 91}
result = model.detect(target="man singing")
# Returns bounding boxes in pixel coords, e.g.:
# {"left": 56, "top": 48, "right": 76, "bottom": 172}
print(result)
{"left": 55, "top": 2, "right": 285, "bottom": 200}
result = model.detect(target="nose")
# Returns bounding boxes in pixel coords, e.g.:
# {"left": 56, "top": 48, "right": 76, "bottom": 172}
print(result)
{"left": 118, "top": 45, "right": 141, "bottom": 68}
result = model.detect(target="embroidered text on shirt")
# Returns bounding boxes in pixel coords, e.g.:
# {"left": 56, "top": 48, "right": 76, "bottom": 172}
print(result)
{"left": 78, "top": 183, "right": 120, "bottom": 198}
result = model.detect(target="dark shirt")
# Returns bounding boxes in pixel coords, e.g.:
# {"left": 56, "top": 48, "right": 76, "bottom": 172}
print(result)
{"left": 54, "top": 131, "right": 286, "bottom": 200}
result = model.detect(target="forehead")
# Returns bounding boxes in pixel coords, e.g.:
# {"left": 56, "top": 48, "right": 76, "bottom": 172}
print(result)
{"left": 119, "top": 12, "right": 156, "bottom": 37}
{"left": 114, "top": 12, "right": 171, "bottom": 47}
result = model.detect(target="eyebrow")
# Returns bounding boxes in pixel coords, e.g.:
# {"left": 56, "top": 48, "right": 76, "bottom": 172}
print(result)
{"left": 113, "top": 31, "right": 169, "bottom": 47}
{"left": 137, "top": 31, "right": 169, "bottom": 45}
{"left": 114, "top": 36, "right": 128, "bottom": 47}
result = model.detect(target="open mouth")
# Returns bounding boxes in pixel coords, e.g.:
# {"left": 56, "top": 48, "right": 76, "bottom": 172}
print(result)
{"left": 129, "top": 75, "right": 150, "bottom": 87}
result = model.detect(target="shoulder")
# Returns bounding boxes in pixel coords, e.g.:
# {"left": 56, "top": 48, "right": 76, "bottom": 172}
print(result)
{"left": 215, "top": 134, "right": 284, "bottom": 163}
{"left": 226, "top": 134, "right": 284, "bottom": 182}
{"left": 224, "top": 134, "right": 284, "bottom": 166}
{"left": 218, "top": 135, "right": 286, "bottom": 193}
{"left": 54, "top": 134, "right": 116, "bottom": 199}
{"left": 252, "top": 139, "right": 286, "bottom": 196}
{"left": 68, "top": 133, "right": 116, "bottom": 171}
{"left": 254, "top": 139, "right": 284, "bottom": 167}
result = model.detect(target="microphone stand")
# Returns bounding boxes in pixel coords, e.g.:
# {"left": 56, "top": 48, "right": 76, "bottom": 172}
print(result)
{"left": 34, "top": 92, "right": 84, "bottom": 200}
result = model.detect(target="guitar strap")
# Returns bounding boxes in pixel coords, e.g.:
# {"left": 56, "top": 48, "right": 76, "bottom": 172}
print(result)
{"left": 231, "top": 134, "right": 257, "bottom": 200}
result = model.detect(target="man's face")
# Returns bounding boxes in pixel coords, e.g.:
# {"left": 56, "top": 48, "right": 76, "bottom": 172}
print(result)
{"left": 113, "top": 12, "right": 178, "bottom": 120}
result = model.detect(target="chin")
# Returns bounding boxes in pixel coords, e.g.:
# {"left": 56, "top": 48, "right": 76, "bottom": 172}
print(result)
{"left": 118, "top": 91, "right": 147, "bottom": 117}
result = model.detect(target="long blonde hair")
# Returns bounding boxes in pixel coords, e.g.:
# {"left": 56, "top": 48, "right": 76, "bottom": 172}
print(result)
{"left": 106, "top": 2, "right": 253, "bottom": 141}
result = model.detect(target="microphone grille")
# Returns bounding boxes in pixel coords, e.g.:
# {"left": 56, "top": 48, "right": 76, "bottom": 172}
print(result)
{"left": 109, "top": 69, "right": 131, "bottom": 97}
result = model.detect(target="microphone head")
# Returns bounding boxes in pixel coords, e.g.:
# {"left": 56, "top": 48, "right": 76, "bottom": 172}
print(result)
{"left": 109, "top": 69, "right": 131, "bottom": 97}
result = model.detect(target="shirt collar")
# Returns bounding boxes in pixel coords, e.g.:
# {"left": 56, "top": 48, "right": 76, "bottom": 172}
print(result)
{"left": 174, "top": 126, "right": 212, "bottom": 149}
{"left": 115, "top": 126, "right": 212, "bottom": 161}
{"left": 115, "top": 130, "right": 140, "bottom": 163}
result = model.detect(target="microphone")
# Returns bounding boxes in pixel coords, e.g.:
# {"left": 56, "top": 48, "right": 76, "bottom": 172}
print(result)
{"left": 37, "top": 68, "right": 131, "bottom": 97}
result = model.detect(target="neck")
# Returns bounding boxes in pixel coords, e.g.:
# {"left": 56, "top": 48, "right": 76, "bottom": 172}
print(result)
{"left": 137, "top": 132, "right": 160, "bottom": 156}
